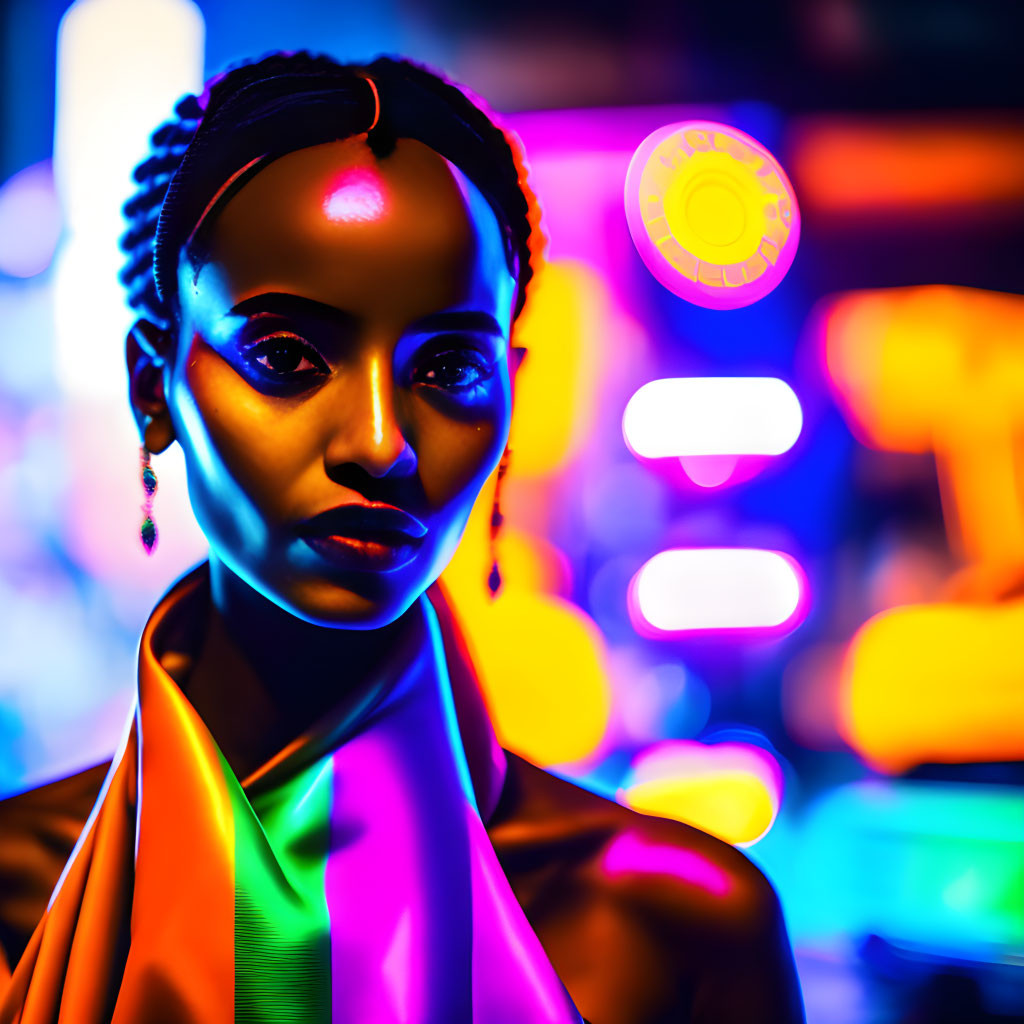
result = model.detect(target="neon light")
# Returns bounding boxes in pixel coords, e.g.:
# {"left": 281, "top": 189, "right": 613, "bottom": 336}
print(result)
{"left": 507, "top": 260, "right": 610, "bottom": 477}
{"left": 677, "top": 454, "right": 739, "bottom": 488}
{"left": 620, "top": 739, "right": 783, "bottom": 846}
{"left": 839, "top": 602, "right": 1024, "bottom": 773}
{"left": 798, "top": 781, "right": 1024, "bottom": 956}
{"left": 822, "top": 285, "right": 1024, "bottom": 571}
{"left": 441, "top": 499, "right": 610, "bottom": 766}
{"left": 0, "top": 162, "right": 62, "bottom": 278}
{"left": 622, "top": 377, "right": 802, "bottom": 459}
{"left": 323, "top": 166, "right": 387, "bottom": 223}
{"left": 601, "top": 831, "right": 732, "bottom": 896}
{"left": 790, "top": 116, "right": 1024, "bottom": 216}
{"left": 53, "top": 0, "right": 204, "bottom": 399}
{"left": 625, "top": 121, "right": 800, "bottom": 309}
{"left": 629, "top": 548, "right": 807, "bottom": 636}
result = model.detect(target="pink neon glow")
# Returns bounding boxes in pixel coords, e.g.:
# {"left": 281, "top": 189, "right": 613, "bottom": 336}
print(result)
{"left": 679, "top": 454, "right": 739, "bottom": 487}
{"left": 324, "top": 604, "right": 582, "bottom": 1024}
{"left": 467, "top": 808, "right": 577, "bottom": 1023}
{"left": 382, "top": 910, "right": 413, "bottom": 1021}
{"left": 601, "top": 830, "right": 732, "bottom": 897}
{"left": 323, "top": 166, "right": 387, "bottom": 223}
{"left": 327, "top": 735, "right": 430, "bottom": 1023}
{"left": 628, "top": 547, "right": 809, "bottom": 637}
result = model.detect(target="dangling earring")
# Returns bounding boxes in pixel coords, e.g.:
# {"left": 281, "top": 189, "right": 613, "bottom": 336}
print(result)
{"left": 139, "top": 445, "right": 158, "bottom": 555}
{"left": 488, "top": 447, "right": 511, "bottom": 596}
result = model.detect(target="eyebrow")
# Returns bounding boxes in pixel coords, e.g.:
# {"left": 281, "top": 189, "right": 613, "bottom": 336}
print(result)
{"left": 405, "top": 310, "right": 505, "bottom": 337}
{"left": 228, "top": 292, "right": 357, "bottom": 327}
{"left": 228, "top": 292, "right": 504, "bottom": 337}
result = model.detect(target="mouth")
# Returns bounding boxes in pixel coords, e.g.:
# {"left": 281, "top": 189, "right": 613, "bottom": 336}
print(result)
{"left": 297, "top": 501, "right": 427, "bottom": 572}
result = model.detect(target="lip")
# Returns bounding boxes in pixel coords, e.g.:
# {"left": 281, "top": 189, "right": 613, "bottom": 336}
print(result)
{"left": 298, "top": 501, "right": 427, "bottom": 572}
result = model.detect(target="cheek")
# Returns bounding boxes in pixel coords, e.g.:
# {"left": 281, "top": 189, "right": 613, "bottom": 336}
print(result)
{"left": 174, "top": 338, "right": 309, "bottom": 520}
{"left": 409, "top": 389, "right": 508, "bottom": 510}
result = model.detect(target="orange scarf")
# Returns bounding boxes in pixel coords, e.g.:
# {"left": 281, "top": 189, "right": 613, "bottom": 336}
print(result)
{"left": 1, "top": 563, "right": 583, "bottom": 1024}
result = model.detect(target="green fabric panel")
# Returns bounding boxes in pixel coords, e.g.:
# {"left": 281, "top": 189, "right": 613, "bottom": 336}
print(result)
{"left": 230, "top": 754, "right": 334, "bottom": 1023}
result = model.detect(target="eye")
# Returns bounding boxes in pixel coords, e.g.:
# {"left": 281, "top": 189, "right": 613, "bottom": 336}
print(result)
{"left": 413, "top": 347, "right": 494, "bottom": 392}
{"left": 244, "top": 333, "right": 329, "bottom": 380}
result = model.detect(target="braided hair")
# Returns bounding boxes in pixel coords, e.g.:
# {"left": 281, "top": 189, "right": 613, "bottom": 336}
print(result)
{"left": 119, "top": 51, "right": 543, "bottom": 335}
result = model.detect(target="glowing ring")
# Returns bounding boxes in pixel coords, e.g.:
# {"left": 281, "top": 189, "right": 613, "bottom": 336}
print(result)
{"left": 625, "top": 120, "right": 800, "bottom": 310}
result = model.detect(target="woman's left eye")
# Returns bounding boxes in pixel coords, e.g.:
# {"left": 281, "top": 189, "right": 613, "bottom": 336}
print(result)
{"left": 413, "top": 349, "right": 493, "bottom": 392}
{"left": 244, "top": 334, "right": 328, "bottom": 380}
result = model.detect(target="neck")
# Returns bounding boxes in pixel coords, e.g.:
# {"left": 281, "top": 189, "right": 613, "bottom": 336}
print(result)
{"left": 183, "top": 554, "right": 424, "bottom": 781}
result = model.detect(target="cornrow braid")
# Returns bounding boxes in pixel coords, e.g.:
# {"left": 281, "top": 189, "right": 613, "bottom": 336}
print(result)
{"left": 119, "top": 51, "right": 544, "bottom": 335}
{"left": 119, "top": 94, "right": 203, "bottom": 329}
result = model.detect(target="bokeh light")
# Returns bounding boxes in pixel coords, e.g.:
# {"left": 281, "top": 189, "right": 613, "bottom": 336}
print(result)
{"left": 839, "top": 602, "right": 1024, "bottom": 773}
{"left": 0, "top": 162, "right": 62, "bottom": 278}
{"left": 629, "top": 548, "right": 808, "bottom": 636}
{"left": 620, "top": 739, "right": 784, "bottom": 846}
{"left": 622, "top": 376, "right": 803, "bottom": 458}
{"left": 822, "top": 285, "right": 1024, "bottom": 572}
{"left": 624, "top": 120, "right": 800, "bottom": 309}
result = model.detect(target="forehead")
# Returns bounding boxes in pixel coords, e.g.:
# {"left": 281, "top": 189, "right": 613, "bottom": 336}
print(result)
{"left": 187, "top": 136, "right": 515, "bottom": 331}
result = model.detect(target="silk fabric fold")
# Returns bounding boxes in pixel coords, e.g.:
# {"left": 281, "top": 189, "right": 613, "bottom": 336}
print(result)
{"left": 0, "top": 564, "right": 583, "bottom": 1024}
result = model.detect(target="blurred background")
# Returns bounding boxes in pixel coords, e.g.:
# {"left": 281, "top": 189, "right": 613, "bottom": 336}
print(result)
{"left": 0, "top": 1, "right": 1022, "bottom": 1020}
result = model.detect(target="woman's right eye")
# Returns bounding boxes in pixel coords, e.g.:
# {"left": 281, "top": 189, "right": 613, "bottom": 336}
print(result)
{"left": 243, "top": 333, "right": 329, "bottom": 381}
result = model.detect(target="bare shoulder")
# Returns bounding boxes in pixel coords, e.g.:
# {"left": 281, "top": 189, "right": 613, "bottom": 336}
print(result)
{"left": 492, "top": 752, "right": 775, "bottom": 911}
{"left": 490, "top": 751, "right": 805, "bottom": 1024}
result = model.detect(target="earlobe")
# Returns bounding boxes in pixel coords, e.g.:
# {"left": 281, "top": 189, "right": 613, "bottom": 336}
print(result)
{"left": 126, "top": 318, "right": 176, "bottom": 453}
{"left": 142, "top": 411, "right": 176, "bottom": 455}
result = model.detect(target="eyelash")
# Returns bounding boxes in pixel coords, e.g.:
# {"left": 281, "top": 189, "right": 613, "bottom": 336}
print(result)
{"left": 411, "top": 347, "right": 494, "bottom": 393}
{"left": 240, "top": 333, "right": 495, "bottom": 394}
{"left": 243, "top": 333, "right": 329, "bottom": 380}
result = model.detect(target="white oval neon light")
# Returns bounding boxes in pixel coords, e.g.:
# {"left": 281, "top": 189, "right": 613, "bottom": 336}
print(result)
{"left": 622, "top": 377, "right": 802, "bottom": 459}
{"left": 630, "top": 548, "right": 806, "bottom": 634}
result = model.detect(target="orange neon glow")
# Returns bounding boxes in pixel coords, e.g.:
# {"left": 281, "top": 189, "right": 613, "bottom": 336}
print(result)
{"left": 441, "top": 473, "right": 611, "bottom": 767}
{"left": 839, "top": 602, "right": 1024, "bottom": 773}
{"left": 790, "top": 117, "right": 1024, "bottom": 215}
{"left": 823, "top": 285, "right": 1024, "bottom": 772}
{"left": 822, "top": 285, "right": 1024, "bottom": 570}
{"left": 620, "top": 740, "right": 783, "bottom": 847}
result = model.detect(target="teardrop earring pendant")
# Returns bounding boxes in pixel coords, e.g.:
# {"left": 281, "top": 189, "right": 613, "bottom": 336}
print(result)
{"left": 139, "top": 445, "right": 158, "bottom": 555}
{"left": 488, "top": 448, "right": 511, "bottom": 597}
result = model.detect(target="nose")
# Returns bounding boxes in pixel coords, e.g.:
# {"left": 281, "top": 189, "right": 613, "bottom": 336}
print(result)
{"left": 323, "top": 352, "right": 417, "bottom": 480}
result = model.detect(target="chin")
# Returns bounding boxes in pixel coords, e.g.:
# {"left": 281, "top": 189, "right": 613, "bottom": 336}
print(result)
{"left": 276, "top": 571, "right": 428, "bottom": 630}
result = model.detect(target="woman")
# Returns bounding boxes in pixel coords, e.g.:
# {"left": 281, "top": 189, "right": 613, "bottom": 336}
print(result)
{"left": 0, "top": 52, "right": 804, "bottom": 1023}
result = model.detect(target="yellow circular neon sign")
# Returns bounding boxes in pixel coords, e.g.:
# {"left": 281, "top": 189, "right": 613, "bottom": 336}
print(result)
{"left": 625, "top": 121, "right": 800, "bottom": 309}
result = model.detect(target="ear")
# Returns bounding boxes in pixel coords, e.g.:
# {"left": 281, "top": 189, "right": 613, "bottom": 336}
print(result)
{"left": 126, "top": 318, "right": 176, "bottom": 454}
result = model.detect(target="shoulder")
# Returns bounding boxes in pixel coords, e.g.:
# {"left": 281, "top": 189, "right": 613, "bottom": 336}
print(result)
{"left": 0, "top": 762, "right": 109, "bottom": 971}
{"left": 490, "top": 751, "right": 805, "bottom": 1024}
{"left": 492, "top": 750, "right": 776, "bottom": 914}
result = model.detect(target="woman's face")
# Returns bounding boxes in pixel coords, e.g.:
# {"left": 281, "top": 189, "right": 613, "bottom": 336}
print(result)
{"left": 164, "top": 136, "right": 519, "bottom": 627}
